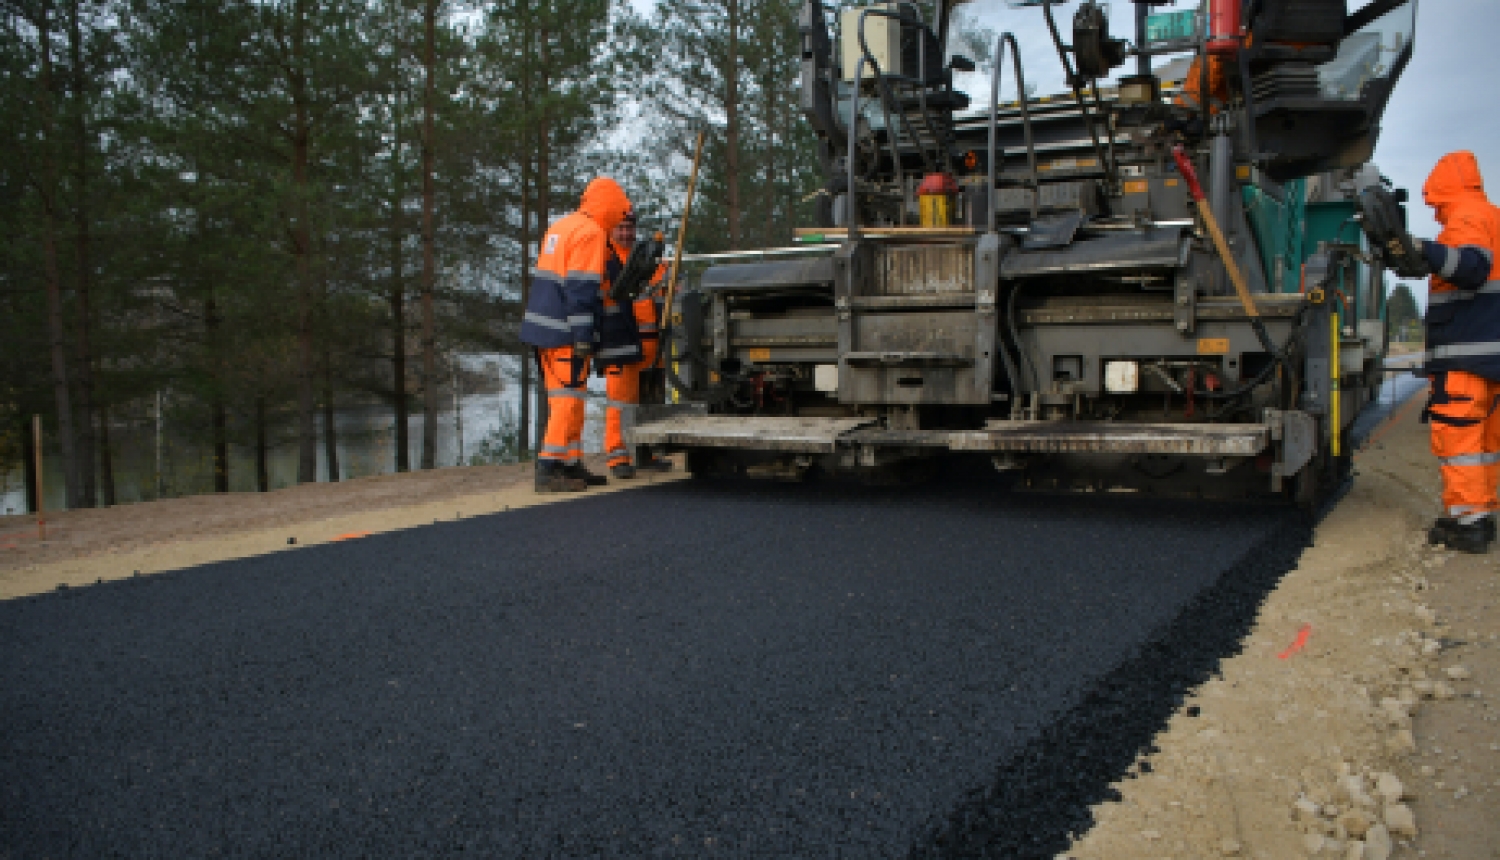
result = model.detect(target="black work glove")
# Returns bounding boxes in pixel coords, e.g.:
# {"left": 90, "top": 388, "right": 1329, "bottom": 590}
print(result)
{"left": 570, "top": 342, "right": 592, "bottom": 387}
{"left": 1357, "top": 186, "right": 1430, "bottom": 279}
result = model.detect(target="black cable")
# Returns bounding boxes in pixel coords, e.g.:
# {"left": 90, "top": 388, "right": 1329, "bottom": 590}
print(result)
{"left": 1197, "top": 305, "right": 1309, "bottom": 402}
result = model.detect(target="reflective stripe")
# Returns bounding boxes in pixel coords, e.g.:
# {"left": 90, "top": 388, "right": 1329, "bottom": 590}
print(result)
{"left": 1427, "top": 341, "right": 1500, "bottom": 360}
{"left": 605, "top": 399, "right": 634, "bottom": 411}
{"left": 547, "top": 388, "right": 588, "bottom": 401}
{"left": 567, "top": 314, "right": 593, "bottom": 326}
{"left": 524, "top": 310, "right": 571, "bottom": 333}
{"left": 606, "top": 447, "right": 628, "bottom": 456}
{"left": 1440, "top": 245, "right": 1461, "bottom": 279}
{"left": 1449, "top": 504, "right": 1492, "bottom": 519}
{"left": 603, "top": 305, "right": 625, "bottom": 316}
{"left": 1478, "top": 246, "right": 1495, "bottom": 266}
{"left": 530, "top": 267, "right": 561, "bottom": 282}
{"left": 566, "top": 270, "right": 602, "bottom": 283}
{"left": 1439, "top": 452, "right": 1500, "bottom": 467}
{"left": 1428, "top": 280, "right": 1500, "bottom": 306}
{"left": 597, "top": 345, "right": 639, "bottom": 359}
{"left": 637, "top": 324, "right": 659, "bottom": 333}
{"left": 541, "top": 443, "right": 572, "bottom": 455}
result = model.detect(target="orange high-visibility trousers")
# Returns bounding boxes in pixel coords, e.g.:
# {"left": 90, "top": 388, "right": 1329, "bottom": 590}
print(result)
{"left": 1429, "top": 370, "right": 1500, "bottom": 521}
{"left": 603, "top": 298, "right": 660, "bottom": 467}
{"left": 539, "top": 345, "right": 588, "bottom": 465}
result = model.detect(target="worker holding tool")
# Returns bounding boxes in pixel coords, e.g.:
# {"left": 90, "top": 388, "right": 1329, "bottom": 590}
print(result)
{"left": 602, "top": 211, "right": 674, "bottom": 478}
{"left": 520, "top": 177, "right": 634, "bottom": 493}
{"left": 1360, "top": 151, "right": 1500, "bottom": 551}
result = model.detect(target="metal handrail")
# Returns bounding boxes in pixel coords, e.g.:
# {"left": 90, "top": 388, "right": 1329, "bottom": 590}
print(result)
{"left": 987, "top": 32, "right": 1040, "bottom": 231}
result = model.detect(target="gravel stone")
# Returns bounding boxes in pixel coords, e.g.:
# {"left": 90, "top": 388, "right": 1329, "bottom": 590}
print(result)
{"left": 0, "top": 478, "right": 1311, "bottom": 859}
{"left": 1363, "top": 823, "right": 1393, "bottom": 860}
{"left": 1382, "top": 802, "right": 1417, "bottom": 838}
{"left": 1339, "top": 808, "right": 1374, "bottom": 838}
{"left": 1374, "top": 772, "right": 1405, "bottom": 804}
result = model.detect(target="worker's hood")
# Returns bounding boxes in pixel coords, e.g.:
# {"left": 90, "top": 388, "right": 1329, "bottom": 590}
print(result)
{"left": 1424, "top": 151, "right": 1489, "bottom": 219}
{"left": 579, "top": 178, "right": 632, "bottom": 233}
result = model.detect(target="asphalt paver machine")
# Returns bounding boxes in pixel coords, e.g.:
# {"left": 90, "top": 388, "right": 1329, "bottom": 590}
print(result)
{"left": 632, "top": 0, "right": 1420, "bottom": 508}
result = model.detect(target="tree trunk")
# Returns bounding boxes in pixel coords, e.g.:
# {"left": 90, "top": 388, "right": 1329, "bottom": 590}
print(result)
{"left": 419, "top": 0, "right": 439, "bottom": 470}
{"left": 725, "top": 0, "right": 741, "bottom": 250}
{"left": 517, "top": 138, "right": 532, "bottom": 460}
{"left": 322, "top": 348, "right": 340, "bottom": 481}
{"left": 292, "top": 0, "right": 317, "bottom": 484}
{"left": 98, "top": 404, "right": 115, "bottom": 506}
{"left": 390, "top": 92, "right": 410, "bottom": 474}
{"left": 255, "top": 397, "right": 270, "bottom": 492}
{"left": 22, "top": 420, "right": 39, "bottom": 515}
{"left": 67, "top": 0, "right": 96, "bottom": 507}
{"left": 206, "top": 295, "right": 229, "bottom": 492}
{"left": 36, "top": 0, "right": 81, "bottom": 510}
{"left": 534, "top": 33, "right": 551, "bottom": 450}
{"left": 391, "top": 225, "right": 409, "bottom": 473}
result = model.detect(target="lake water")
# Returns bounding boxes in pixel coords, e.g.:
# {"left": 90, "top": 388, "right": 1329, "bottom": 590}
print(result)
{"left": 2, "top": 375, "right": 613, "bottom": 515}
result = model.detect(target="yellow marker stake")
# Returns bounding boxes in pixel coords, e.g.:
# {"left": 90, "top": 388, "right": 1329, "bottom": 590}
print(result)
{"left": 1331, "top": 311, "right": 1341, "bottom": 458}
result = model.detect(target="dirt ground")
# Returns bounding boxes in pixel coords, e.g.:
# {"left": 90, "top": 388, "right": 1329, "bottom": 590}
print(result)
{"left": 0, "top": 454, "right": 684, "bottom": 599}
{"left": 3, "top": 398, "right": 1496, "bottom": 860}
{"left": 1067, "top": 390, "right": 1500, "bottom": 860}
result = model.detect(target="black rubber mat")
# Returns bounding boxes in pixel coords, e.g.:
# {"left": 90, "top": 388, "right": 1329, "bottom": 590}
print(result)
{"left": 1, "top": 475, "right": 1308, "bottom": 858}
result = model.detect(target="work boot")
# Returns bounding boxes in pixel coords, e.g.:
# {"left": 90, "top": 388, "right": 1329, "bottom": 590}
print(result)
{"left": 610, "top": 462, "right": 636, "bottom": 480}
{"left": 535, "top": 460, "right": 587, "bottom": 493}
{"left": 1431, "top": 515, "right": 1496, "bottom": 554}
{"left": 562, "top": 462, "right": 609, "bottom": 487}
{"left": 635, "top": 456, "right": 674, "bottom": 473}
{"left": 1428, "top": 515, "right": 1498, "bottom": 547}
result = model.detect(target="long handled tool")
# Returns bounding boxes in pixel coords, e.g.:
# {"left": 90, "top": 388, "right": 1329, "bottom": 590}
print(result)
{"left": 1170, "top": 144, "right": 1277, "bottom": 355}
{"left": 655, "top": 130, "right": 706, "bottom": 374}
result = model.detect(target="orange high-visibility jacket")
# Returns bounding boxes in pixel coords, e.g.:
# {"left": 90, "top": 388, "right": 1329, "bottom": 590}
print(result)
{"left": 1422, "top": 151, "right": 1500, "bottom": 379}
{"left": 520, "top": 178, "right": 632, "bottom": 350}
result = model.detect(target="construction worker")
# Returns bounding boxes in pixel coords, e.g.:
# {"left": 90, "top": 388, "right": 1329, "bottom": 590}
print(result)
{"left": 520, "top": 177, "right": 633, "bottom": 493}
{"left": 1411, "top": 152, "right": 1500, "bottom": 552}
{"left": 602, "top": 211, "right": 674, "bottom": 478}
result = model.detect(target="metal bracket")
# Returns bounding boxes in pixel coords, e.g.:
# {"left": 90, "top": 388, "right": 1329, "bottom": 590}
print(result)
{"left": 1265, "top": 408, "right": 1316, "bottom": 489}
{"left": 1174, "top": 274, "right": 1196, "bottom": 336}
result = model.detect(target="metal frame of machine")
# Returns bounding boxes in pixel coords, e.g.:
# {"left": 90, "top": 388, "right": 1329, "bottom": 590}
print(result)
{"left": 631, "top": 0, "right": 1420, "bottom": 508}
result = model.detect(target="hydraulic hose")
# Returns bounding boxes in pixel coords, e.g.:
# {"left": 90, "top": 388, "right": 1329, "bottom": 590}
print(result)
{"left": 1195, "top": 305, "right": 1308, "bottom": 402}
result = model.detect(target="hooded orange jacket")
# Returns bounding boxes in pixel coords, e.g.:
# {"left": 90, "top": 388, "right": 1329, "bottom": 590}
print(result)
{"left": 1422, "top": 151, "right": 1500, "bottom": 379}
{"left": 520, "top": 178, "right": 632, "bottom": 350}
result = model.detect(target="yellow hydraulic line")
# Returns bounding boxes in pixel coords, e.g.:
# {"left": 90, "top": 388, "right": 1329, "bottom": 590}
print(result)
{"left": 1331, "top": 310, "right": 1341, "bottom": 458}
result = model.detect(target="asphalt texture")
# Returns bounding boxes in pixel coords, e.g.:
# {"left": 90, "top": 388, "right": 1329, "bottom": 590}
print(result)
{"left": 1, "top": 472, "right": 1311, "bottom": 858}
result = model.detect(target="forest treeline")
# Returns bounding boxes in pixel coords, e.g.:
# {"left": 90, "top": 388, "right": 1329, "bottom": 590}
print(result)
{"left": 0, "top": 0, "right": 824, "bottom": 511}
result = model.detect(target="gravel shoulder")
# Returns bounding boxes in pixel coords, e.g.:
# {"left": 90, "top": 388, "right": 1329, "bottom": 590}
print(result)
{"left": 0, "top": 455, "right": 684, "bottom": 600}
{"left": 1066, "top": 389, "right": 1500, "bottom": 860}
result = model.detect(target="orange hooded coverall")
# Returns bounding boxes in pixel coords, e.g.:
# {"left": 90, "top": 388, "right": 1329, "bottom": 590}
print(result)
{"left": 1421, "top": 152, "right": 1500, "bottom": 523}
{"left": 523, "top": 178, "right": 632, "bottom": 467}
{"left": 603, "top": 253, "right": 665, "bottom": 469}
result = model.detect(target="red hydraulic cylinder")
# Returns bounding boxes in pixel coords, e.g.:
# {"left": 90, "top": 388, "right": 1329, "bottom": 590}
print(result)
{"left": 1207, "top": 0, "right": 1242, "bottom": 56}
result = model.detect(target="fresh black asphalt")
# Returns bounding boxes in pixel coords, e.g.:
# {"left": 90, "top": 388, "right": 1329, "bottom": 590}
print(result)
{"left": 1, "top": 473, "right": 1310, "bottom": 858}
